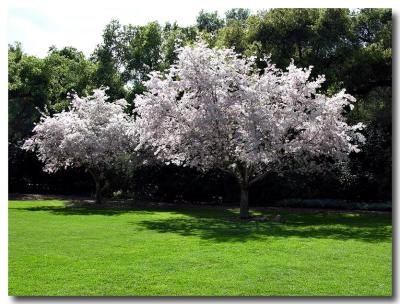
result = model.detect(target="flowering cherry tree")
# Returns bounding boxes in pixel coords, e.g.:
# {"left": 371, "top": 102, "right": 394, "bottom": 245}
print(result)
{"left": 135, "top": 41, "right": 366, "bottom": 218}
{"left": 23, "top": 88, "right": 136, "bottom": 204}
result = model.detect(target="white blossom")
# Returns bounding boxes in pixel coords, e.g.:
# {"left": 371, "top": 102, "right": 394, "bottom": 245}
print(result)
{"left": 23, "top": 88, "right": 136, "bottom": 174}
{"left": 135, "top": 41, "right": 365, "bottom": 178}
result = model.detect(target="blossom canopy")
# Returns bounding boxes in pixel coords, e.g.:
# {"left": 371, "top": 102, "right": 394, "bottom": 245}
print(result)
{"left": 135, "top": 41, "right": 365, "bottom": 173}
{"left": 23, "top": 88, "right": 136, "bottom": 173}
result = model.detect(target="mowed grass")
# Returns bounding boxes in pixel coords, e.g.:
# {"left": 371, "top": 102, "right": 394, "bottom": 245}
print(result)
{"left": 9, "top": 200, "right": 392, "bottom": 296}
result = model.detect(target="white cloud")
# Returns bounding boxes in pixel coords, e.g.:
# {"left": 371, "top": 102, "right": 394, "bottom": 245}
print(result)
{"left": 8, "top": 8, "right": 117, "bottom": 57}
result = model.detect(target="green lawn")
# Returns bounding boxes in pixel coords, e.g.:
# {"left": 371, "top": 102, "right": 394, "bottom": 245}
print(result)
{"left": 9, "top": 200, "right": 392, "bottom": 296}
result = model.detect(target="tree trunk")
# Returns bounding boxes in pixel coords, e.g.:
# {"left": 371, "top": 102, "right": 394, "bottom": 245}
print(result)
{"left": 240, "top": 182, "right": 250, "bottom": 219}
{"left": 95, "top": 178, "right": 102, "bottom": 205}
{"left": 88, "top": 169, "right": 103, "bottom": 205}
{"left": 239, "top": 165, "right": 250, "bottom": 219}
{"left": 229, "top": 164, "right": 252, "bottom": 219}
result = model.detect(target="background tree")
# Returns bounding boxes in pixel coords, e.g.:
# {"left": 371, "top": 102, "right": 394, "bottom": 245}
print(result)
{"left": 225, "top": 8, "right": 251, "bottom": 23}
{"left": 216, "top": 20, "right": 247, "bottom": 54}
{"left": 135, "top": 42, "right": 365, "bottom": 218}
{"left": 44, "top": 46, "right": 96, "bottom": 112}
{"left": 22, "top": 89, "right": 136, "bottom": 204}
{"left": 91, "top": 20, "right": 126, "bottom": 101}
{"left": 9, "top": 43, "right": 48, "bottom": 144}
{"left": 196, "top": 10, "right": 225, "bottom": 33}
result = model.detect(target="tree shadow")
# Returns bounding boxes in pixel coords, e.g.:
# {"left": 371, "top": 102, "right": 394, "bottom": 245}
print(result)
{"left": 9, "top": 200, "right": 235, "bottom": 217}
{"left": 9, "top": 200, "right": 156, "bottom": 216}
{"left": 10, "top": 201, "right": 392, "bottom": 243}
{"left": 9, "top": 200, "right": 232, "bottom": 217}
{"left": 136, "top": 209, "right": 392, "bottom": 243}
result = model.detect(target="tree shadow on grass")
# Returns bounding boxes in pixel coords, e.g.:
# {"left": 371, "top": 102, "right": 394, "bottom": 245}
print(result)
{"left": 8, "top": 200, "right": 156, "bottom": 216}
{"left": 10, "top": 201, "right": 392, "bottom": 243}
{"left": 10, "top": 200, "right": 238, "bottom": 217}
{"left": 136, "top": 210, "right": 392, "bottom": 243}
{"left": 9, "top": 200, "right": 232, "bottom": 217}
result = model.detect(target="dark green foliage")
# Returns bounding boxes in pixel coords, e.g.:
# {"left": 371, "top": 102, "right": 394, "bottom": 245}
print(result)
{"left": 196, "top": 10, "right": 224, "bottom": 33}
{"left": 8, "top": 45, "right": 47, "bottom": 143}
{"left": 225, "top": 8, "right": 251, "bottom": 23}
{"left": 91, "top": 19, "right": 126, "bottom": 100}
{"left": 44, "top": 47, "right": 96, "bottom": 112}
{"left": 8, "top": 43, "right": 96, "bottom": 139}
{"left": 216, "top": 20, "right": 247, "bottom": 53}
{"left": 118, "top": 21, "right": 163, "bottom": 82}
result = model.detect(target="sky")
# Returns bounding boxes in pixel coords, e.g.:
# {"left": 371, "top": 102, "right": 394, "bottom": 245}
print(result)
{"left": 8, "top": 4, "right": 257, "bottom": 58}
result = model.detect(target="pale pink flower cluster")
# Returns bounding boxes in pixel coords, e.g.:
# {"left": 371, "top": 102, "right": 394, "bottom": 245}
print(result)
{"left": 135, "top": 41, "right": 365, "bottom": 182}
{"left": 23, "top": 88, "right": 136, "bottom": 173}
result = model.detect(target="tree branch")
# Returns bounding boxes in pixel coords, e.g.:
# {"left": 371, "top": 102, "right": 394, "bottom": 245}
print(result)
{"left": 249, "top": 171, "right": 268, "bottom": 186}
